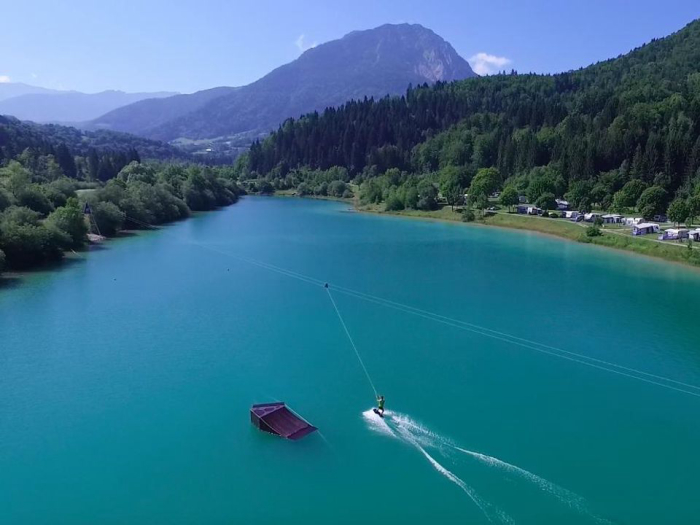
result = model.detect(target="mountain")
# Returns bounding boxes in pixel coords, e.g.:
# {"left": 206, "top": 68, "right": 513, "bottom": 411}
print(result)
{"left": 243, "top": 19, "right": 700, "bottom": 212}
{"left": 0, "top": 82, "right": 64, "bottom": 102}
{"left": 90, "top": 23, "right": 476, "bottom": 143}
{"left": 0, "top": 89, "right": 177, "bottom": 123}
{"left": 89, "top": 86, "right": 238, "bottom": 136}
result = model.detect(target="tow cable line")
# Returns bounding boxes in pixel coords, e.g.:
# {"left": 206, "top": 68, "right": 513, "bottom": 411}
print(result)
{"left": 325, "top": 284, "right": 378, "bottom": 399}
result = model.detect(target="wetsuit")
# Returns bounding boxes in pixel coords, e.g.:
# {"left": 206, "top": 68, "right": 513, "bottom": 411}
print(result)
{"left": 377, "top": 397, "right": 385, "bottom": 415}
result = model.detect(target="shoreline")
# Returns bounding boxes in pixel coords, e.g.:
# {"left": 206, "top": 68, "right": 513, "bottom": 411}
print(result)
{"left": 351, "top": 203, "right": 700, "bottom": 271}
{"left": 4, "top": 195, "right": 699, "bottom": 288}
{"left": 273, "top": 193, "right": 700, "bottom": 271}
{"left": 0, "top": 207, "right": 231, "bottom": 287}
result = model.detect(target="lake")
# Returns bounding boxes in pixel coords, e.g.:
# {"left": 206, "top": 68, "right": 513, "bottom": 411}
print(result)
{"left": 1, "top": 196, "right": 699, "bottom": 524}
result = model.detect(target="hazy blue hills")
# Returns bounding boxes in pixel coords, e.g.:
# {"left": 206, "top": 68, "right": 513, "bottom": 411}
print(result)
{"left": 89, "top": 87, "right": 238, "bottom": 137}
{"left": 0, "top": 82, "right": 63, "bottom": 102}
{"left": 0, "top": 87, "right": 177, "bottom": 123}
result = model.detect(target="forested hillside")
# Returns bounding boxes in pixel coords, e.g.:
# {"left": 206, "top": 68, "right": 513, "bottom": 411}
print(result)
{"left": 0, "top": 116, "right": 240, "bottom": 275}
{"left": 241, "top": 20, "right": 700, "bottom": 220}
{"left": 0, "top": 116, "right": 188, "bottom": 165}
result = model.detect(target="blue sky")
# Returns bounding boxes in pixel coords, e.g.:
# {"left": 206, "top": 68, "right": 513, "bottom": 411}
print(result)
{"left": 1, "top": 0, "right": 698, "bottom": 94}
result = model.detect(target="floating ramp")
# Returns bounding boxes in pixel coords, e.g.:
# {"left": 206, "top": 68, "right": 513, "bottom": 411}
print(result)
{"left": 250, "top": 402, "right": 317, "bottom": 440}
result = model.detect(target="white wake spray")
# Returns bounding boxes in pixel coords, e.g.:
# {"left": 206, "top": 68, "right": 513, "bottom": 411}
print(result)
{"left": 363, "top": 409, "right": 613, "bottom": 525}
{"left": 362, "top": 409, "right": 513, "bottom": 524}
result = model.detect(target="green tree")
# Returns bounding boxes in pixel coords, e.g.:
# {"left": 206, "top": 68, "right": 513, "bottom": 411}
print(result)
{"left": 91, "top": 201, "right": 125, "bottom": 237}
{"left": 0, "top": 206, "right": 67, "bottom": 268}
{"left": 46, "top": 198, "right": 89, "bottom": 249}
{"left": 637, "top": 186, "right": 668, "bottom": 220}
{"left": 416, "top": 195, "right": 438, "bottom": 211}
{"left": 118, "top": 161, "right": 156, "bottom": 184}
{"left": 586, "top": 225, "right": 602, "bottom": 237}
{"left": 439, "top": 166, "right": 466, "bottom": 210}
{"left": 327, "top": 180, "right": 348, "bottom": 198}
{"left": 469, "top": 167, "right": 500, "bottom": 198}
{"left": 16, "top": 185, "right": 54, "bottom": 217}
{"left": 416, "top": 179, "right": 438, "bottom": 210}
{"left": 360, "top": 179, "right": 383, "bottom": 204}
{"left": 535, "top": 192, "right": 557, "bottom": 211}
{"left": 385, "top": 192, "right": 405, "bottom": 211}
{"left": 48, "top": 178, "right": 78, "bottom": 201}
{"left": 42, "top": 185, "right": 69, "bottom": 209}
{"left": 257, "top": 180, "right": 274, "bottom": 195}
{"left": 296, "top": 182, "right": 311, "bottom": 196}
{"left": 612, "top": 180, "right": 648, "bottom": 211}
{"left": 182, "top": 170, "right": 216, "bottom": 210}
{"left": 0, "top": 161, "right": 31, "bottom": 194}
{"left": 499, "top": 186, "right": 519, "bottom": 211}
{"left": 54, "top": 143, "right": 77, "bottom": 178}
{"left": 40, "top": 156, "right": 65, "bottom": 181}
{"left": 87, "top": 149, "right": 100, "bottom": 181}
{"left": 97, "top": 157, "right": 117, "bottom": 182}
{"left": 687, "top": 195, "right": 700, "bottom": 225}
{"left": 565, "top": 181, "right": 593, "bottom": 211}
{"left": 667, "top": 199, "right": 689, "bottom": 226}
{"left": 403, "top": 186, "right": 419, "bottom": 209}
{"left": 590, "top": 182, "right": 612, "bottom": 209}
{"left": 0, "top": 188, "right": 13, "bottom": 212}
{"left": 527, "top": 176, "right": 556, "bottom": 203}
{"left": 472, "top": 192, "right": 489, "bottom": 215}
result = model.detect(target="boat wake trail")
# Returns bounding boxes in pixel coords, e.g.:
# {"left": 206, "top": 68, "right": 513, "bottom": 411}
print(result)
{"left": 452, "top": 447, "right": 613, "bottom": 525}
{"left": 362, "top": 410, "right": 513, "bottom": 524}
{"left": 363, "top": 410, "right": 613, "bottom": 524}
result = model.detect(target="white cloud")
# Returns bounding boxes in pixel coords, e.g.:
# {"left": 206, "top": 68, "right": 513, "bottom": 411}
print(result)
{"left": 295, "top": 34, "right": 317, "bottom": 53}
{"left": 0, "top": 75, "right": 11, "bottom": 83}
{"left": 468, "top": 53, "right": 512, "bottom": 76}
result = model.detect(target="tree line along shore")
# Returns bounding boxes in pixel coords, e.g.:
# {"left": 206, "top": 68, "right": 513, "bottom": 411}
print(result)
{"left": 0, "top": 157, "right": 241, "bottom": 277}
{"left": 241, "top": 165, "right": 700, "bottom": 269}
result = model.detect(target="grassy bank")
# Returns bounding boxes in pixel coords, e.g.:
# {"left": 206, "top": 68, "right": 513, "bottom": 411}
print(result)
{"left": 273, "top": 190, "right": 354, "bottom": 204}
{"left": 357, "top": 203, "right": 700, "bottom": 268}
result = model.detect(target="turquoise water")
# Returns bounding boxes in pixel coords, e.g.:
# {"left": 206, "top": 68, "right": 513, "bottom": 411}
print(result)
{"left": 2, "top": 196, "right": 699, "bottom": 524}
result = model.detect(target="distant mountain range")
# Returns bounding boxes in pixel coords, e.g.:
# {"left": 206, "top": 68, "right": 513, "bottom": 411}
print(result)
{"left": 89, "top": 24, "right": 476, "bottom": 144}
{"left": 88, "top": 86, "right": 239, "bottom": 139}
{"left": 0, "top": 84, "right": 177, "bottom": 123}
{"left": 0, "top": 82, "right": 62, "bottom": 102}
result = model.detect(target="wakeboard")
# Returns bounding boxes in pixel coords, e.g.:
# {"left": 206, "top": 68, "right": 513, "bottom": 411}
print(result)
{"left": 373, "top": 408, "right": 384, "bottom": 418}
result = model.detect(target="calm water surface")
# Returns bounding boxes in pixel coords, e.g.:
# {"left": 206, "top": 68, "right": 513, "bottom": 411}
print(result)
{"left": 1, "top": 197, "right": 699, "bottom": 524}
